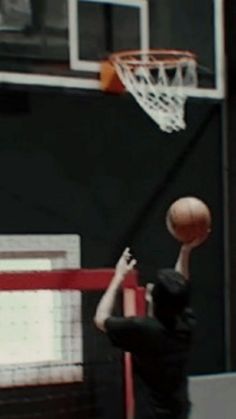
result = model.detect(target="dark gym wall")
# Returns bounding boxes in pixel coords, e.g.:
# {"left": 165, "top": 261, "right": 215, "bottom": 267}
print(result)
{"left": 0, "top": 87, "right": 225, "bottom": 375}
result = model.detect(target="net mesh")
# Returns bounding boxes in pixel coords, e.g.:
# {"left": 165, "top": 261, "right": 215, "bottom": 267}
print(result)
{"left": 0, "top": 269, "right": 140, "bottom": 419}
{"left": 111, "top": 50, "right": 198, "bottom": 133}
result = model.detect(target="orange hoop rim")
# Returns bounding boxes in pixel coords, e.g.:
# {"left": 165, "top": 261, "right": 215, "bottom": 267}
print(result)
{"left": 110, "top": 49, "right": 197, "bottom": 68}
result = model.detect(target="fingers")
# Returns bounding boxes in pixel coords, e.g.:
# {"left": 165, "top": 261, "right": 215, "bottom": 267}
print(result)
{"left": 123, "top": 247, "right": 132, "bottom": 262}
{"left": 185, "top": 229, "right": 211, "bottom": 249}
{"left": 123, "top": 247, "right": 131, "bottom": 259}
{"left": 195, "top": 229, "right": 211, "bottom": 245}
{"left": 128, "top": 258, "right": 137, "bottom": 270}
{"left": 122, "top": 247, "right": 136, "bottom": 270}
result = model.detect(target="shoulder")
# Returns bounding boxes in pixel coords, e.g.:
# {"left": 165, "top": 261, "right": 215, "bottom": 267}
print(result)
{"left": 104, "top": 316, "right": 154, "bottom": 351}
{"left": 104, "top": 316, "right": 168, "bottom": 352}
{"left": 105, "top": 316, "right": 162, "bottom": 337}
{"left": 105, "top": 316, "right": 148, "bottom": 331}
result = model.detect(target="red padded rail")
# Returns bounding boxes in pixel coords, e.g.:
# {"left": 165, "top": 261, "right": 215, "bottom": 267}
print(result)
{"left": 0, "top": 269, "right": 138, "bottom": 291}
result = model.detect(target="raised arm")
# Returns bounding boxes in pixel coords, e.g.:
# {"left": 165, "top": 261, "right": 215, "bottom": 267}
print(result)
{"left": 94, "top": 248, "right": 136, "bottom": 332}
{"left": 175, "top": 244, "right": 193, "bottom": 280}
{"left": 175, "top": 231, "right": 210, "bottom": 280}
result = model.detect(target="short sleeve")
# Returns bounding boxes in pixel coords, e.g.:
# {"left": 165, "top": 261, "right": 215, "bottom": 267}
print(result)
{"left": 105, "top": 316, "right": 146, "bottom": 352}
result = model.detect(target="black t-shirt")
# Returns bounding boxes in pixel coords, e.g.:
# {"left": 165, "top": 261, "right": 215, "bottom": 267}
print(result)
{"left": 105, "top": 309, "right": 195, "bottom": 419}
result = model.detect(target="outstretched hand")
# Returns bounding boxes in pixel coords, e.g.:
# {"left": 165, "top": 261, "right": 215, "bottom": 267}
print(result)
{"left": 94, "top": 248, "right": 137, "bottom": 332}
{"left": 115, "top": 247, "right": 137, "bottom": 278}
{"left": 182, "top": 229, "right": 211, "bottom": 250}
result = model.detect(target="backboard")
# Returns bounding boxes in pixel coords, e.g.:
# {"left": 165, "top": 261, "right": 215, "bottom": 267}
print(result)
{"left": 0, "top": 0, "right": 225, "bottom": 99}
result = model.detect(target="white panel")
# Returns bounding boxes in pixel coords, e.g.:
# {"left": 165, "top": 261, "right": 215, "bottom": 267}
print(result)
{"left": 0, "top": 234, "right": 81, "bottom": 269}
{"left": 0, "top": 71, "right": 100, "bottom": 90}
{"left": 190, "top": 373, "right": 236, "bottom": 419}
{"left": 0, "top": 234, "right": 83, "bottom": 387}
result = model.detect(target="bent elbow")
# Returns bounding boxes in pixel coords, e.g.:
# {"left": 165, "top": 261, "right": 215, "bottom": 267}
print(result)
{"left": 93, "top": 315, "right": 100, "bottom": 329}
{"left": 94, "top": 314, "right": 107, "bottom": 332}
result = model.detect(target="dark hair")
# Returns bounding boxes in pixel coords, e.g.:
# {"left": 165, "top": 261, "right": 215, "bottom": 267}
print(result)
{"left": 151, "top": 269, "right": 190, "bottom": 322}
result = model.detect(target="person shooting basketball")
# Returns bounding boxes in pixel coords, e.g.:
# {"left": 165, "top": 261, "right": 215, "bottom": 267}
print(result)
{"left": 94, "top": 197, "right": 211, "bottom": 419}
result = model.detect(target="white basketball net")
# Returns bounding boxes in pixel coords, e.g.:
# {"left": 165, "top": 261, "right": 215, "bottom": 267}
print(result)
{"left": 111, "top": 50, "right": 197, "bottom": 133}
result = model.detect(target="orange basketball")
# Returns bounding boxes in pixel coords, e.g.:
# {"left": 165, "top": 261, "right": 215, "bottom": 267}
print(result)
{"left": 166, "top": 197, "right": 211, "bottom": 243}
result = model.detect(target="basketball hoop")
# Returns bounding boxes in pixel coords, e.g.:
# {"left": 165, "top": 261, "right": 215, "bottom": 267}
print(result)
{"left": 110, "top": 49, "right": 197, "bottom": 133}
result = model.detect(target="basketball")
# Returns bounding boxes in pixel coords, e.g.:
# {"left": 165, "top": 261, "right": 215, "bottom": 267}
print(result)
{"left": 166, "top": 197, "right": 211, "bottom": 243}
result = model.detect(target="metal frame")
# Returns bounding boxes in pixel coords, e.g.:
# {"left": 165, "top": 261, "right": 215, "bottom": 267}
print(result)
{"left": 68, "top": 0, "right": 149, "bottom": 72}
